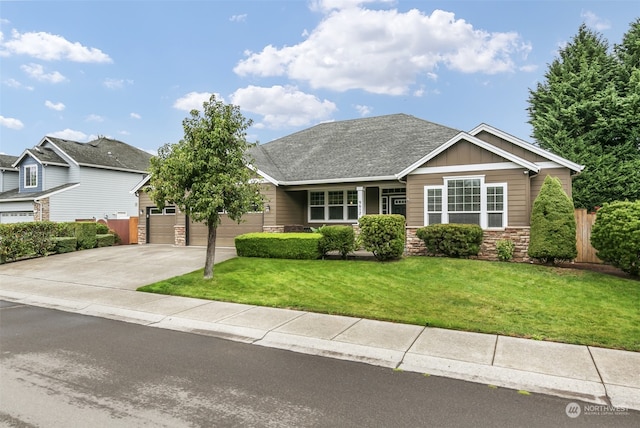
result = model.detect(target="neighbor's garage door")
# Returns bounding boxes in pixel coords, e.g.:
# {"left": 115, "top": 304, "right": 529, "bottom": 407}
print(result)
{"left": 0, "top": 212, "right": 34, "bottom": 224}
{"left": 147, "top": 206, "right": 176, "bottom": 244}
{"left": 188, "top": 213, "right": 263, "bottom": 247}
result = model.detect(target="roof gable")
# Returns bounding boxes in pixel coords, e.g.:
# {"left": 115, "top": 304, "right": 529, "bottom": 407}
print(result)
{"left": 397, "top": 132, "right": 540, "bottom": 178}
{"left": 469, "top": 124, "right": 584, "bottom": 173}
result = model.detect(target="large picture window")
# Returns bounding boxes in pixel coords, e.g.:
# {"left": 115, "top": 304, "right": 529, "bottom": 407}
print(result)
{"left": 24, "top": 165, "right": 37, "bottom": 188}
{"left": 425, "top": 177, "right": 506, "bottom": 228}
{"left": 309, "top": 189, "right": 358, "bottom": 222}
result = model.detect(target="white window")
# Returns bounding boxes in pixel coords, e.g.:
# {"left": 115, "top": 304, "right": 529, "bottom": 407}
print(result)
{"left": 24, "top": 165, "right": 37, "bottom": 188}
{"left": 308, "top": 189, "right": 358, "bottom": 222}
{"left": 424, "top": 177, "right": 506, "bottom": 229}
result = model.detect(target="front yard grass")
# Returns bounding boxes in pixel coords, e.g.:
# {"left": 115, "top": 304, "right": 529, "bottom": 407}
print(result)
{"left": 138, "top": 257, "right": 640, "bottom": 351}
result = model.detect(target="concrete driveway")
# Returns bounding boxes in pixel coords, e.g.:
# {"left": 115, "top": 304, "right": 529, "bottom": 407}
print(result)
{"left": 0, "top": 245, "right": 236, "bottom": 290}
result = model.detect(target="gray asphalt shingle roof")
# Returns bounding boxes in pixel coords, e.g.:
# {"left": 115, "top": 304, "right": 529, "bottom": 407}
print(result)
{"left": 0, "top": 154, "right": 18, "bottom": 169}
{"left": 248, "top": 114, "right": 461, "bottom": 183}
{"left": 0, "top": 183, "right": 79, "bottom": 202}
{"left": 44, "top": 137, "right": 152, "bottom": 172}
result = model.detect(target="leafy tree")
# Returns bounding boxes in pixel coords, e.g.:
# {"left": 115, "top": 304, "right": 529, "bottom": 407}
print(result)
{"left": 149, "top": 95, "right": 262, "bottom": 278}
{"left": 528, "top": 176, "right": 577, "bottom": 264}
{"left": 528, "top": 23, "right": 640, "bottom": 211}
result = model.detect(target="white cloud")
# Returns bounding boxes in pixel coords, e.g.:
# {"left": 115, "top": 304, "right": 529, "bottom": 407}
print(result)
{"left": 355, "top": 104, "right": 372, "bottom": 116}
{"left": 48, "top": 129, "right": 88, "bottom": 141}
{"left": 3, "top": 78, "right": 34, "bottom": 90}
{"left": 119, "top": 130, "right": 131, "bottom": 136}
{"left": 45, "top": 100, "right": 65, "bottom": 111}
{"left": 235, "top": 6, "right": 530, "bottom": 95}
{"left": 86, "top": 114, "right": 104, "bottom": 122}
{"left": 173, "top": 91, "right": 219, "bottom": 111}
{"left": 130, "top": 112, "right": 141, "bottom": 119}
{"left": 0, "top": 29, "right": 112, "bottom": 63}
{"left": 230, "top": 85, "right": 337, "bottom": 129}
{"left": 230, "top": 14, "right": 247, "bottom": 22}
{"left": 0, "top": 115, "right": 24, "bottom": 130}
{"left": 21, "top": 63, "right": 66, "bottom": 83}
{"left": 103, "top": 78, "right": 133, "bottom": 89}
{"left": 581, "top": 11, "right": 611, "bottom": 31}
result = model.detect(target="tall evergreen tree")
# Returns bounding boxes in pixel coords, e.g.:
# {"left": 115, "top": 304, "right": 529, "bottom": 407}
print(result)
{"left": 528, "top": 23, "right": 640, "bottom": 211}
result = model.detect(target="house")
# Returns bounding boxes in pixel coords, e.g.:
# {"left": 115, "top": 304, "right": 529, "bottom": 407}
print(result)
{"left": 0, "top": 136, "right": 152, "bottom": 224}
{"left": 137, "top": 114, "right": 583, "bottom": 260}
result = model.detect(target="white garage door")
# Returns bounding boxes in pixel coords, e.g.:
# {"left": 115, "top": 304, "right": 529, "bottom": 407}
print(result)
{"left": 0, "top": 212, "right": 34, "bottom": 224}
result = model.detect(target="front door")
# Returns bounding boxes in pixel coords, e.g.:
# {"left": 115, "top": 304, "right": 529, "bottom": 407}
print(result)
{"left": 390, "top": 196, "right": 406, "bottom": 217}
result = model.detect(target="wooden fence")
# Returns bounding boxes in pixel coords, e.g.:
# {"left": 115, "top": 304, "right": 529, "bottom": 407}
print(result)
{"left": 574, "top": 209, "right": 601, "bottom": 264}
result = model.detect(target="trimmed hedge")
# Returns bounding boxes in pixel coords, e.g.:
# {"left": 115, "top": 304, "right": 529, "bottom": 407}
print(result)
{"left": 318, "top": 225, "right": 355, "bottom": 259}
{"left": 235, "top": 232, "right": 322, "bottom": 259}
{"left": 591, "top": 200, "right": 640, "bottom": 276}
{"left": 75, "top": 222, "right": 97, "bottom": 250}
{"left": 0, "top": 222, "right": 57, "bottom": 262}
{"left": 53, "top": 237, "right": 77, "bottom": 254}
{"left": 96, "top": 234, "right": 116, "bottom": 247}
{"left": 358, "top": 214, "right": 405, "bottom": 261}
{"left": 416, "top": 223, "right": 483, "bottom": 258}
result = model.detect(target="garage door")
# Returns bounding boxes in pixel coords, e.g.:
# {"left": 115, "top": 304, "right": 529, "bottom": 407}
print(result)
{"left": 0, "top": 212, "right": 34, "bottom": 224}
{"left": 147, "top": 206, "right": 176, "bottom": 244}
{"left": 188, "top": 213, "right": 263, "bottom": 247}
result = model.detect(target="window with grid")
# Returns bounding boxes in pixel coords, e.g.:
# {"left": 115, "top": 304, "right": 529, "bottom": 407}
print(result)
{"left": 486, "top": 186, "right": 505, "bottom": 228}
{"left": 309, "top": 191, "right": 325, "bottom": 220}
{"left": 328, "top": 191, "right": 344, "bottom": 220}
{"left": 24, "top": 165, "right": 37, "bottom": 188}
{"left": 447, "top": 178, "right": 481, "bottom": 225}
{"left": 346, "top": 190, "right": 358, "bottom": 220}
{"left": 425, "top": 187, "right": 442, "bottom": 225}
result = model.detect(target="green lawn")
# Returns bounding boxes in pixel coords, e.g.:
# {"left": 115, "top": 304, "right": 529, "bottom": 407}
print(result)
{"left": 138, "top": 257, "right": 640, "bottom": 351}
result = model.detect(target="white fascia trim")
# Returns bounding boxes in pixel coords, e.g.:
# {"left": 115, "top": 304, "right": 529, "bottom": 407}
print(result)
{"left": 469, "top": 124, "right": 585, "bottom": 172}
{"left": 279, "top": 175, "right": 398, "bottom": 186}
{"left": 396, "top": 132, "right": 540, "bottom": 179}
{"left": 40, "top": 137, "right": 79, "bottom": 167}
{"left": 130, "top": 175, "right": 151, "bottom": 194}
{"left": 12, "top": 150, "right": 43, "bottom": 168}
{"left": 79, "top": 163, "right": 148, "bottom": 174}
{"left": 411, "top": 162, "right": 523, "bottom": 175}
{"left": 254, "top": 168, "right": 280, "bottom": 186}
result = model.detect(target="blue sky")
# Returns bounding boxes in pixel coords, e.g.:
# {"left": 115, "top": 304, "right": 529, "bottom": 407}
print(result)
{"left": 0, "top": 0, "right": 637, "bottom": 156}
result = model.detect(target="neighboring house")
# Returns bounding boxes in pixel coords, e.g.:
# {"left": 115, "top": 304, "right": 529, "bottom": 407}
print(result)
{"left": 0, "top": 136, "right": 152, "bottom": 224}
{"left": 137, "top": 114, "right": 583, "bottom": 260}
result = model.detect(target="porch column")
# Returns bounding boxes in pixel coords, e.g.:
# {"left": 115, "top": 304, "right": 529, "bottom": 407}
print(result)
{"left": 356, "top": 186, "right": 364, "bottom": 218}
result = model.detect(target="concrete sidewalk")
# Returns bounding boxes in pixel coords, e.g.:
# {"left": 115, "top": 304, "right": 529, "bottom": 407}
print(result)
{"left": 1, "top": 245, "right": 638, "bottom": 411}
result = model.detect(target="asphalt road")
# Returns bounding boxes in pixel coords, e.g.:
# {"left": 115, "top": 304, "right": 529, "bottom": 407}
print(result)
{"left": 1, "top": 301, "right": 637, "bottom": 428}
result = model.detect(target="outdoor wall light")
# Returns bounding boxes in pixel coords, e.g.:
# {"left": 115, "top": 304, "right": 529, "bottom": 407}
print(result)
{"left": 265, "top": 204, "right": 270, "bottom": 213}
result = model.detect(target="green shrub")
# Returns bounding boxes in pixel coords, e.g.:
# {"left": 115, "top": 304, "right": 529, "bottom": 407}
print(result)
{"left": 96, "top": 222, "right": 110, "bottom": 234}
{"left": 235, "top": 233, "right": 322, "bottom": 259}
{"left": 496, "top": 239, "right": 515, "bottom": 262}
{"left": 528, "top": 176, "right": 577, "bottom": 264}
{"left": 75, "top": 222, "right": 97, "bottom": 250}
{"left": 56, "top": 222, "right": 76, "bottom": 237}
{"left": 54, "top": 237, "right": 77, "bottom": 254}
{"left": 358, "top": 215, "right": 405, "bottom": 261}
{"left": 25, "top": 221, "right": 57, "bottom": 256}
{"left": 318, "top": 225, "right": 355, "bottom": 259}
{"left": 96, "top": 234, "right": 116, "bottom": 247}
{"left": 416, "top": 224, "right": 483, "bottom": 258}
{"left": 0, "top": 224, "right": 29, "bottom": 263}
{"left": 591, "top": 200, "right": 640, "bottom": 276}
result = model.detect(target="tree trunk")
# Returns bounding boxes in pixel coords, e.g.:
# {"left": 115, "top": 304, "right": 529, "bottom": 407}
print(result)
{"left": 204, "top": 221, "right": 218, "bottom": 279}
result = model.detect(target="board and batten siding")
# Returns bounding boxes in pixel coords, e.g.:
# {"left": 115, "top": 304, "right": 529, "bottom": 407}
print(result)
{"left": 474, "top": 130, "right": 549, "bottom": 164}
{"left": 48, "top": 167, "right": 145, "bottom": 221}
{"left": 406, "top": 168, "right": 530, "bottom": 228}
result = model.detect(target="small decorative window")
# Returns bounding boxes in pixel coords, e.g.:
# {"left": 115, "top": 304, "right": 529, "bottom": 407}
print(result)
{"left": 24, "top": 165, "right": 37, "bottom": 188}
